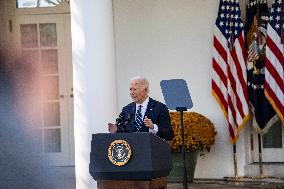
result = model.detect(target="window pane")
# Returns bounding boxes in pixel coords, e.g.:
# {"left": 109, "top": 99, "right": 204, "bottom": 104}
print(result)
{"left": 17, "top": 0, "right": 37, "bottom": 8}
{"left": 43, "top": 102, "right": 60, "bottom": 126}
{"left": 263, "top": 120, "right": 283, "bottom": 148}
{"left": 22, "top": 50, "right": 39, "bottom": 65}
{"left": 39, "top": 0, "right": 61, "bottom": 7}
{"left": 17, "top": 0, "right": 61, "bottom": 8}
{"left": 39, "top": 23, "right": 57, "bottom": 47}
{"left": 20, "top": 24, "right": 38, "bottom": 48}
{"left": 44, "top": 128, "right": 61, "bottom": 153}
{"left": 42, "top": 76, "right": 59, "bottom": 100}
{"left": 41, "top": 49, "right": 58, "bottom": 74}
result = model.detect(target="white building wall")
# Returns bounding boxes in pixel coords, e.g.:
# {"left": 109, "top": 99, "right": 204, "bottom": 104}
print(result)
{"left": 113, "top": 0, "right": 249, "bottom": 179}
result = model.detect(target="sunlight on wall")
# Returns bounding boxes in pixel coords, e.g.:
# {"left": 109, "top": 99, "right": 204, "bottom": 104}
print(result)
{"left": 70, "top": 0, "right": 117, "bottom": 188}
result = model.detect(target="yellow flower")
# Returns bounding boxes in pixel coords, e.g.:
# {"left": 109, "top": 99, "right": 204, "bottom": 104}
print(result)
{"left": 169, "top": 112, "right": 217, "bottom": 152}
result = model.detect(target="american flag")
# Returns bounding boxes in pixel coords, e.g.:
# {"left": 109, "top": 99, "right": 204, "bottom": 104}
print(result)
{"left": 264, "top": 0, "right": 284, "bottom": 124}
{"left": 212, "top": 0, "right": 249, "bottom": 144}
{"left": 247, "top": 40, "right": 260, "bottom": 62}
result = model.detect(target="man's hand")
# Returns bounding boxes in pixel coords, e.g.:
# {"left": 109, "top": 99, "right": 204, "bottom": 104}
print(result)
{"left": 143, "top": 116, "right": 154, "bottom": 129}
{"left": 108, "top": 123, "right": 117, "bottom": 133}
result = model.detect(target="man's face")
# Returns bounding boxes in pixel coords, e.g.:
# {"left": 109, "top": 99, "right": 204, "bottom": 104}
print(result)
{"left": 129, "top": 80, "right": 148, "bottom": 104}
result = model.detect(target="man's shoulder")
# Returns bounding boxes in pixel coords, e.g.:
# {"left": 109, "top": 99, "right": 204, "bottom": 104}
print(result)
{"left": 122, "top": 102, "right": 135, "bottom": 111}
{"left": 149, "top": 98, "right": 167, "bottom": 108}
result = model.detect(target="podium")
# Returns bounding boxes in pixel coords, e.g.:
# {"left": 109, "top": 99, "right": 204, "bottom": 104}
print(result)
{"left": 90, "top": 132, "right": 173, "bottom": 189}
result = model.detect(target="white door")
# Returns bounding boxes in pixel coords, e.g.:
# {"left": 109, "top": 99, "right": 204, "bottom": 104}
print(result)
{"left": 13, "top": 14, "right": 74, "bottom": 166}
{"left": 252, "top": 119, "right": 284, "bottom": 162}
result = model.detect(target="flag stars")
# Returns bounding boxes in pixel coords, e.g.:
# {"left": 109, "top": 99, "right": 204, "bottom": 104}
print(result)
{"left": 271, "top": 8, "right": 274, "bottom": 12}
{"left": 275, "top": 24, "right": 280, "bottom": 29}
{"left": 249, "top": 1, "right": 255, "bottom": 7}
{"left": 276, "top": 16, "right": 280, "bottom": 21}
{"left": 276, "top": 7, "right": 281, "bottom": 12}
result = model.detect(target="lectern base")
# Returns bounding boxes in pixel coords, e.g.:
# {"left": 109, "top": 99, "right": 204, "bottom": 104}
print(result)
{"left": 97, "top": 177, "right": 167, "bottom": 189}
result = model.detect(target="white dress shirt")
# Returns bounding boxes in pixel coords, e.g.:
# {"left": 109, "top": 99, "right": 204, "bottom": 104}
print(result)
{"left": 135, "top": 97, "right": 158, "bottom": 134}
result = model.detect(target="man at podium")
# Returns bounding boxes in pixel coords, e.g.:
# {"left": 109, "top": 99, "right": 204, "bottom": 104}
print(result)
{"left": 108, "top": 76, "right": 173, "bottom": 141}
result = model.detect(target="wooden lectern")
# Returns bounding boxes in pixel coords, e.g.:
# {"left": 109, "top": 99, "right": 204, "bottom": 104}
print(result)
{"left": 89, "top": 132, "right": 173, "bottom": 189}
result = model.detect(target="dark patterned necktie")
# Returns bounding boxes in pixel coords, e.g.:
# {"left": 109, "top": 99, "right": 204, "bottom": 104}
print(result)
{"left": 135, "top": 105, "right": 143, "bottom": 131}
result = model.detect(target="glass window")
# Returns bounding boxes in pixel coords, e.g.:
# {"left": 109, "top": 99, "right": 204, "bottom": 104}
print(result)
{"left": 44, "top": 128, "right": 61, "bottom": 153}
{"left": 43, "top": 102, "right": 60, "bottom": 126}
{"left": 17, "top": 0, "right": 61, "bottom": 8}
{"left": 20, "top": 24, "right": 38, "bottom": 48}
{"left": 263, "top": 120, "right": 283, "bottom": 148}
{"left": 39, "top": 23, "right": 57, "bottom": 47}
{"left": 41, "top": 49, "right": 58, "bottom": 74}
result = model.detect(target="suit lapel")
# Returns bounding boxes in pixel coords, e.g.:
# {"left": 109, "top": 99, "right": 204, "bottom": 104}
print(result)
{"left": 144, "top": 98, "right": 155, "bottom": 120}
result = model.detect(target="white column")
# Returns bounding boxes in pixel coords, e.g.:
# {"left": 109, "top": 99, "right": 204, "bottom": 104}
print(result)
{"left": 70, "top": 1, "right": 117, "bottom": 188}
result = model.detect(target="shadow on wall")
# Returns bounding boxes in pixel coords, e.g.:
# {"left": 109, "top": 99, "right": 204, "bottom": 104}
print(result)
{"left": 0, "top": 49, "right": 59, "bottom": 188}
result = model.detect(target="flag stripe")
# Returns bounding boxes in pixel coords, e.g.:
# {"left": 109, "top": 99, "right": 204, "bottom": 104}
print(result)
{"left": 265, "top": 58, "right": 284, "bottom": 93}
{"left": 266, "top": 36, "right": 284, "bottom": 67}
{"left": 264, "top": 83, "right": 284, "bottom": 122}
{"left": 212, "top": 81, "right": 228, "bottom": 116}
{"left": 213, "top": 36, "right": 228, "bottom": 64}
{"left": 213, "top": 58, "right": 227, "bottom": 88}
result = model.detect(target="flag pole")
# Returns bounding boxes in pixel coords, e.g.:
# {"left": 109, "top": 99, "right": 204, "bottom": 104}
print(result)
{"left": 176, "top": 107, "right": 188, "bottom": 189}
{"left": 255, "top": 1, "right": 264, "bottom": 177}
{"left": 257, "top": 134, "right": 264, "bottom": 177}
{"left": 233, "top": 144, "right": 238, "bottom": 179}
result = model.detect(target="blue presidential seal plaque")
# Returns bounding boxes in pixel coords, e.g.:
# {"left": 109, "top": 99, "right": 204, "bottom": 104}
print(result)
{"left": 108, "top": 139, "right": 132, "bottom": 166}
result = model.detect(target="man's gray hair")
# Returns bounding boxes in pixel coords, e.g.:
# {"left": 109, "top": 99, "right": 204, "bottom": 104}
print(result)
{"left": 130, "top": 76, "right": 149, "bottom": 89}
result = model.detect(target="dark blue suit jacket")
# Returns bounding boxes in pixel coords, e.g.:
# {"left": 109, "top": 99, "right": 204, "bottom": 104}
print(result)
{"left": 116, "top": 98, "right": 173, "bottom": 141}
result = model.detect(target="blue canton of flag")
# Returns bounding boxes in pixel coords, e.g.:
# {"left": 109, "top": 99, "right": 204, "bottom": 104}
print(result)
{"left": 216, "top": 0, "right": 244, "bottom": 48}
{"left": 269, "top": 0, "right": 283, "bottom": 36}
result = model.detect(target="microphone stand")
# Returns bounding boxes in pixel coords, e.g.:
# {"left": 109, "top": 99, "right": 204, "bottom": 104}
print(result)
{"left": 176, "top": 107, "right": 188, "bottom": 189}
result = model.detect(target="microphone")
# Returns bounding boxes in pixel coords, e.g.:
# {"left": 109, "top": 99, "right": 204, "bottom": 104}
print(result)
{"left": 115, "top": 114, "right": 132, "bottom": 133}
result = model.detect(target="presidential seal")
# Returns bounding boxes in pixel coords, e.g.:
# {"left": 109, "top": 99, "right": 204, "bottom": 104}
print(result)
{"left": 108, "top": 140, "right": 132, "bottom": 166}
